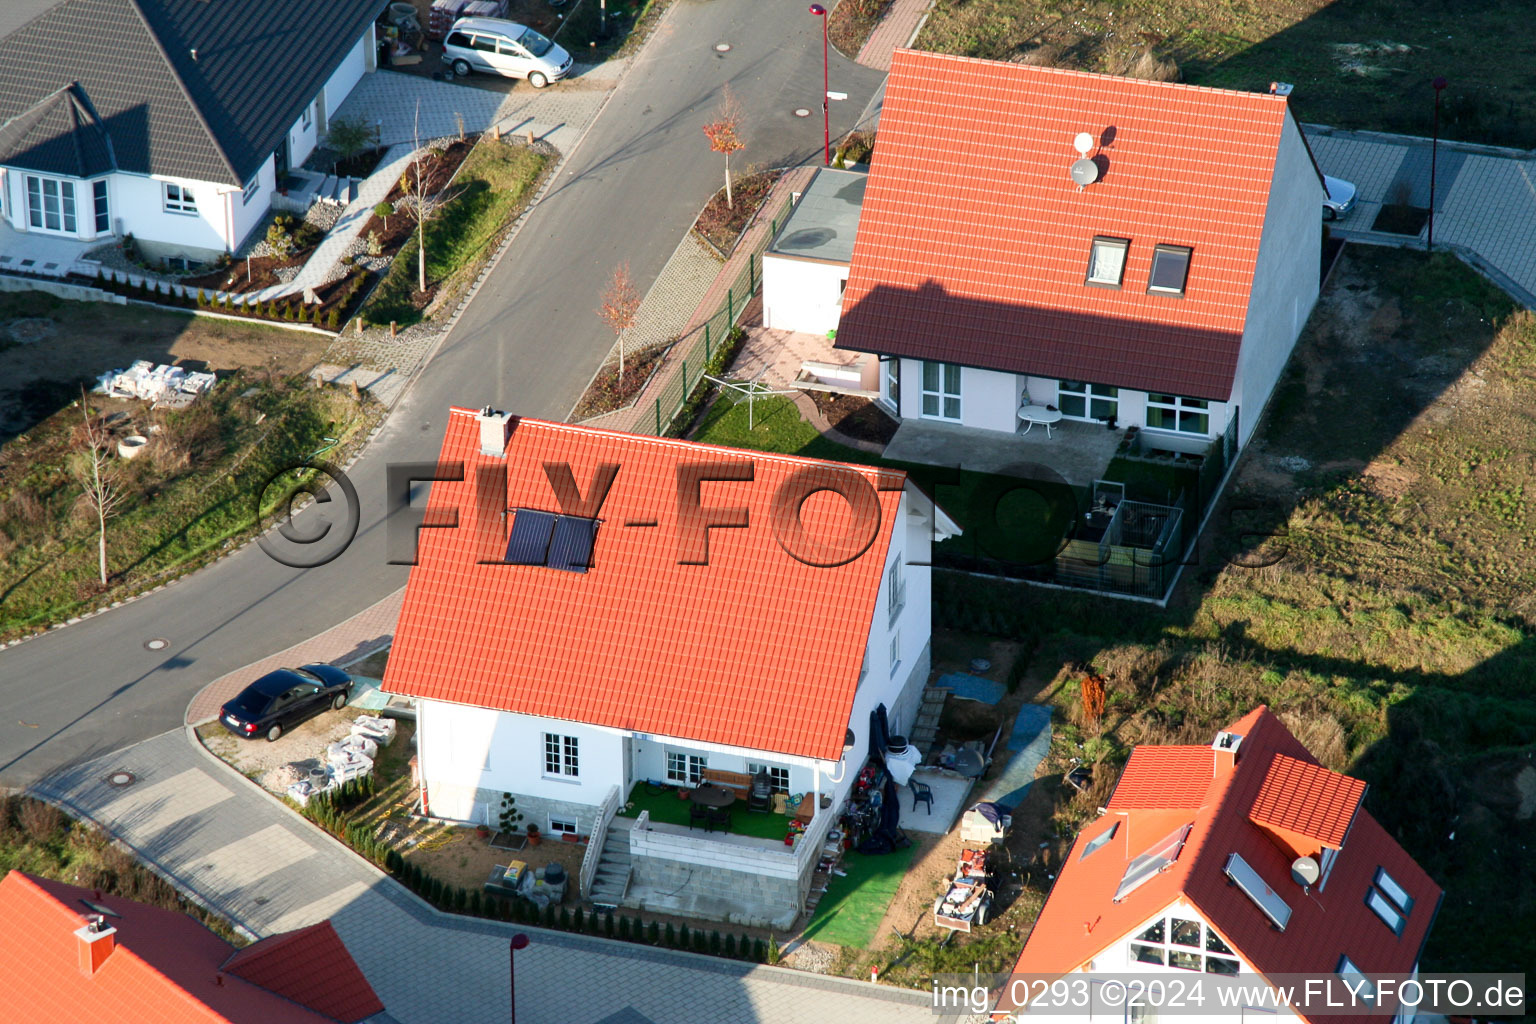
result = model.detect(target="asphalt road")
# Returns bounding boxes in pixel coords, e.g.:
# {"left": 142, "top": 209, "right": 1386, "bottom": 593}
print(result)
{"left": 0, "top": 0, "right": 882, "bottom": 789}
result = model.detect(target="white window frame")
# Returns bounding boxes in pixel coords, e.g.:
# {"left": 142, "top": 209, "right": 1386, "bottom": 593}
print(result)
{"left": 542, "top": 732, "right": 579, "bottom": 779}
{"left": 1148, "top": 244, "right": 1192, "bottom": 296}
{"left": 1087, "top": 236, "right": 1128, "bottom": 287}
{"left": 163, "top": 182, "right": 197, "bottom": 215}
{"left": 1127, "top": 915, "right": 1240, "bottom": 975}
{"left": 886, "top": 559, "right": 905, "bottom": 627}
{"left": 25, "top": 175, "right": 77, "bottom": 234}
{"left": 301, "top": 101, "right": 313, "bottom": 130}
{"left": 665, "top": 750, "right": 706, "bottom": 786}
{"left": 889, "top": 630, "right": 901, "bottom": 677}
{"left": 547, "top": 817, "right": 578, "bottom": 837}
{"left": 1145, "top": 393, "right": 1210, "bottom": 436}
{"left": 881, "top": 358, "right": 900, "bottom": 412}
{"left": 920, "top": 361, "right": 961, "bottom": 422}
{"left": 91, "top": 179, "right": 109, "bottom": 234}
{"left": 241, "top": 174, "right": 260, "bottom": 205}
{"left": 746, "top": 762, "right": 790, "bottom": 793}
{"left": 1058, "top": 380, "right": 1120, "bottom": 422}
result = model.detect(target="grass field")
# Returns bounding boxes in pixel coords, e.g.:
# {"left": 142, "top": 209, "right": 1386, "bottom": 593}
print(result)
{"left": 915, "top": 0, "right": 1536, "bottom": 148}
{"left": 363, "top": 139, "right": 548, "bottom": 328}
{"left": 935, "top": 246, "right": 1536, "bottom": 976}
{"left": 800, "top": 844, "right": 918, "bottom": 948}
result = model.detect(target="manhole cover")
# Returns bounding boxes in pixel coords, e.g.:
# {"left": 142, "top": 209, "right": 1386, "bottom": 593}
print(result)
{"left": 714, "top": 42, "right": 731, "bottom": 52}
{"left": 144, "top": 638, "right": 169, "bottom": 651}
{"left": 105, "top": 771, "right": 136, "bottom": 788}
{"left": 794, "top": 108, "right": 811, "bottom": 118}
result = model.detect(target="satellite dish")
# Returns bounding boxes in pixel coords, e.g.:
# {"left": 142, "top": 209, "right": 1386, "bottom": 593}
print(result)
{"left": 1073, "top": 131, "right": 1094, "bottom": 155}
{"left": 1291, "top": 856, "right": 1321, "bottom": 888}
{"left": 1070, "top": 158, "right": 1099, "bottom": 187}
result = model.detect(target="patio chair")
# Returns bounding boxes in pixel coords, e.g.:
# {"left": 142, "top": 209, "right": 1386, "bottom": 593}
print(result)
{"left": 911, "top": 779, "right": 934, "bottom": 814}
{"left": 689, "top": 803, "right": 710, "bottom": 830}
{"left": 707, "top": 808, "right": 731, "bottom": 833}
{"left": 747, "top": 769, "right": 773, "bottom": 813}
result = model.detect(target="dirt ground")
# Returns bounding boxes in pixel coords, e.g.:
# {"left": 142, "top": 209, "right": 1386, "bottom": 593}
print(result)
{"left": 408, "top": 826, "right": 587, "bottom": 894}
{"left": 197, "top": 707, "right": 375, "bottom": 793}
{"left": 0, "top": 293, "right": 327, "bottom": 439}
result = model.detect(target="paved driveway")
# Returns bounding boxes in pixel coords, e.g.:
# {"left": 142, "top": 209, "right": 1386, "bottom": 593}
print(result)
{"left": 1304, "top": 125, "right": 1536, "bottom": 307}
{"left": 35, "top": 732, "right": 953, "bottom": 1024}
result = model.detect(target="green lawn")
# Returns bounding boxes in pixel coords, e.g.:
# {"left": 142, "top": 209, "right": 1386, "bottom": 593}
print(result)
{"left": 619, "top": 783, "right": 795, "bottom": 843}
{"left": 800, "top": 845, "right": 918, "bottom": 948}
{"left": 692, "top": 393, "right": 1079, "bottom": 568}
{"left": 363, "top": 139, "right": 548, "bottom": 328}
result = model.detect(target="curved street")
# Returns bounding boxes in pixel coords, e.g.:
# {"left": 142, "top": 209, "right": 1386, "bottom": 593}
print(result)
{"left": 0, "top": 0, "right": 882, "bottom": 790}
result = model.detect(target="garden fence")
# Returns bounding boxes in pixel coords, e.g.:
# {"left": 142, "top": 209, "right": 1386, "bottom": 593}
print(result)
{"left": 631, "top": 198, "right": 794, "bottom": 437}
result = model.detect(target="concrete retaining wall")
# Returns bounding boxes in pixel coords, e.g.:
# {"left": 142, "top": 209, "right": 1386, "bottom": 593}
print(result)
{"left": 628, "top": 824, "right": 803, "bottom": 928}
{"left": 0, "top": 273, "right": 126, "bottom": 304}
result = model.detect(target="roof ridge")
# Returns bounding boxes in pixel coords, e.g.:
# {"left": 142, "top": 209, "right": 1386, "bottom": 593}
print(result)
{"left": 123, "top": 0, "right": 241, "bottom": 185}
{"left": 891, "top": 47, "right": 1293, "bottom": 105}
{"left": 451, "top": 409, "right": 910, "bottom": 483}
{"left": 221, "top": 923, "right": 315, "bottom": 972}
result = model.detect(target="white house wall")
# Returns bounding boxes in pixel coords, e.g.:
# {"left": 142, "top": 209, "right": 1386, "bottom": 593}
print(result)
{"left": 1230, "top": 114, "right": 1322, "bottom": 449}
{"left": 325, "top": 30, "right": 372, "bottom": 122}
{"left": 417, "top": 699, "right": 624, "bottom": 832}
{"left": 761, "top": 253, "right": 848, "bottom": 336}
{"left": 116, "top": 173, "right": 233, "bottom": 257}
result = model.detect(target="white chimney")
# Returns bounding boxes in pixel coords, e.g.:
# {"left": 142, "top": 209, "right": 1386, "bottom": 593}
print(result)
{"left": 1212, "top": 731, "right": 1243, "bottom": 775}
{"left": 477, "top": 407, "right": 512, "bottom": 457}
{"left": 1269, "top": 82, "right": 1294, "bottom": 97}
{"left": 75, "top": 917, "right": 116, "bottom": 977}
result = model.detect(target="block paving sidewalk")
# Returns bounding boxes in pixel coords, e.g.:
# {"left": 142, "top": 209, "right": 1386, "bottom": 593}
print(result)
{"left": 584, "top": 165, "right": 817, "bottom": 434}
{"left": 1304, "top": 126, "right": 1536, "bottom": 308}
{"left": 183, "top": 588, "right": 405, "bottom": 725}
{"left": 855, "top": 0, "right": 933, "bottom": 71}
{"left": 32, "top": 731, "right": 956, "bottom": 1024}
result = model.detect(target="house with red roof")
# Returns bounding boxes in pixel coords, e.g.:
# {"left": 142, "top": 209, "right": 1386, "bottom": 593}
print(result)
{"left": 990, "top": 707, "right": 1440, "bottom": 1023}
{"left": 381, "top": 408, "right": 958, "bottom": 927}
{"left": 0, "top": 870, "right": 389, "bottom": 1024}
{"left": 766, "top": 49, "right": 1326, "bottom": 454}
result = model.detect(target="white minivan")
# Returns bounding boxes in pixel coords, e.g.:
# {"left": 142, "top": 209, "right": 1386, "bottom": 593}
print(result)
{"left": 441, "top": 17, "right": 572, "bottom": 88}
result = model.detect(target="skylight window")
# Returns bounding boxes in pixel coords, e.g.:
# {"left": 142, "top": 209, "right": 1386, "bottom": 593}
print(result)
{"left": 1224, "top": 852, "right": 1291, "bottom": 930}
{"left": 1338, "top": 956, "right": 1376, "bottom": 1005}
{"left": 1113, "top": 823, "right": 1192, "bottom": 901}
{"left": 1086, "top": 237, "right": 1129, "bottom": 287}
{"left": 1366, "top": 867, "right": 1413, "bottom": 936}
{"left": 504, "top": 508, "right": 598, "bottom": 573}
{"left": 1080, "top": 822, "right": 1118, "bottom": 860}
{"left": 1148, "top": 245, "right": 1192, "bottom": 295}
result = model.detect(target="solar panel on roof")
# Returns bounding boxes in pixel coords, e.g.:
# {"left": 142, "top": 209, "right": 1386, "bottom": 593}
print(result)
{"left": 505, "top": 509, "right": 557, "bottom": 565}
{"left": 1224, "top": 851, "right": 1292, "bottom": 930}
{"left": 548, "top": 515, "right": 598, "bottom": 573}
{"left": 1113, "top": 823, "right": 1192, "bottom": 901}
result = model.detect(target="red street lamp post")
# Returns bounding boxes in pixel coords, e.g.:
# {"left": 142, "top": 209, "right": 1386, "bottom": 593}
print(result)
{"left": 809, "top": 4, "right": 830, "bottom": 166}
{"left": 1429, "top": 76, "right": 1448, "bottom": 252}
{"left": 509, "top": 933, "right": 530, "bottom": 1024}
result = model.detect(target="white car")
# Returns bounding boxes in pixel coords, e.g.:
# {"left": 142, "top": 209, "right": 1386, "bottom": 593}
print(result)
{"left": 441, "top": 17, "right": 571, "bottom": 88}
{"left": 1322, "top": 175, "right": 1357, "bottom": 220}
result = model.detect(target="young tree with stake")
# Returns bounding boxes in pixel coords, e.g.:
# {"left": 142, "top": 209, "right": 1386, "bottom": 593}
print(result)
{"left": 73, "top": 391, "right": 123, "bottom": 586}
{"left": 702, "top": 86, "right": 746, "bottom": 209}
{"left": 597, "top": 262, "right": 641, "bottom": 380}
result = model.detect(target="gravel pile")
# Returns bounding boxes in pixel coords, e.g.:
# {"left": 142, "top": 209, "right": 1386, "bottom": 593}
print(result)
{"left": 785, "top": 942, "right": 835, "bottom": 974}
{"left": 267, "top": 764, "right": 305, "bottom": 789}
{"left": 305, "top": 201, "right": 345, "bottom": 233}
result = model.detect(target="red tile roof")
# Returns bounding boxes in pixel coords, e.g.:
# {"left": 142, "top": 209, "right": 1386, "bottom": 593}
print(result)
{"left": 1105, "top": 746, "right": 1216, "bottom": 809}
{"left": 0, "top": 872, "right": 381, "bottom": 1024}
{"left": 1250, "top": 752, "right": 1366, "bottom": 849}
{"left": 836, "top": 50, "right": 1307, "bottom": 401}
{"left": 224, "top": 922, "right": 384, "bottom": 1023}
{"left": 382, "top": 411, "right": 910, "bottom": 761}
{"left": 1001, "top": 708, "right": 1441, "bottom": 1024}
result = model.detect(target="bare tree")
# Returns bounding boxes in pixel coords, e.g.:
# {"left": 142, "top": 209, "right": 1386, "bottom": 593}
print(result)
{"left": 396, "top": 102, "right": 437, "bottom": 293}
{"left": 702, "top": 85, "right": 747, "bottom": 209}
{"left": 597, "top": 262, "right": 641, "bottom": 379}
{"left": 73, "top": 391, "right": 123, "bottom": 586}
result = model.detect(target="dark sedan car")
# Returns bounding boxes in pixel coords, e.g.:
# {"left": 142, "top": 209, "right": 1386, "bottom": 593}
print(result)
{"left": 219, "top": 664, "right": 353, "bottom": 742}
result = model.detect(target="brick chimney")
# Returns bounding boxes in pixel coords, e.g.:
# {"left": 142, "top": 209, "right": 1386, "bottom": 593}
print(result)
{"left": 477, "top": 407, "right": 512, "bottom": 457}
{"left": 75, "top": 916, "right": 116, "bottom": 977}
{"left": 1212, "top": 730, "right": 1244, "bottom": 776}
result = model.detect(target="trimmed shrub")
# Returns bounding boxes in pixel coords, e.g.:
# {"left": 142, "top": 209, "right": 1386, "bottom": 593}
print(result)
{"left": 724, "top": 933, "right": 737, "bottom": 959}
{"left": 558, "top": 907, "right": 571, "bottom": 930}
{"left": 709, "top": 930, "right": 721, "bottom": 955}
{"left": 572, "top": 907, "right": 585, "bottom": 933}
{"left": 617, "top": 916, "right": 631, "bottom": 941}
{"left": 326, "top": 308, "right": 340, "bottom": 331}
{"left": 664, "top": 923, "right": 676, "bottom": 948}
{"left": 693, "top": 930, "right": 707, "bottom": 953}
{"left": 454, "top": 886, "right": 467, "bottom": 912}
{"left": 647, "top": 921, "right": 660, "bottom": 945}
{"left": 678, "top": 924, "right": 691, "bottom": 950}
{"left": 604, "top": 912, "right": 616, "bottom": 938}
{"left": 542, "top": 903, "right": 555, "bottom": 928}
{"left": 470, "top": 890, "right": 482, "bottom": 916}
{"left": 753, "top": 939, "right": 766, "bottom": 963}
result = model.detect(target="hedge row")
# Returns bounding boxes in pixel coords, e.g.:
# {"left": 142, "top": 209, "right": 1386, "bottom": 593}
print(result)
{"left": 86, "top": 268, "right": 370, "bottom": 331}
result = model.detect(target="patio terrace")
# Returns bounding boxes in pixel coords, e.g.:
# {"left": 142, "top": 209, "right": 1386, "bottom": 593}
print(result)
{"left": 619, "top": 783, "right": 801, "bottom": 845}
{"left": 883, "top": 416, "right": 1123, "bottom": 489}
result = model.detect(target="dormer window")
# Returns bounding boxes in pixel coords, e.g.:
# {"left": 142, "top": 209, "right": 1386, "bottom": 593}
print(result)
{"left": 1148, "top": 245, "right": 1192, "bottom": 295}
{"left": 1086, "top": 237, "right": 1128, "bottom": 287}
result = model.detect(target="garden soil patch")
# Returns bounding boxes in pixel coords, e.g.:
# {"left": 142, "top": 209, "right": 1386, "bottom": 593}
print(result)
{"left": 809, "top": 393, "right": 897, "bottom": 445}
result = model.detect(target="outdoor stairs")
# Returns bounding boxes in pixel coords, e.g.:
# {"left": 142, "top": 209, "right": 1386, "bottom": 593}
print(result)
{"left": 313, "top": 174, "right": 360, "bottom": 207}
{"left": 909, "top": 685, "right": 951, "bottom": 755}
{"left": 588, "top": 823, "right": 632, "bottom": 906}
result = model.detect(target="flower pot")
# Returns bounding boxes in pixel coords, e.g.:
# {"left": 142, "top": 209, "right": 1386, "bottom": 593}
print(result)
{"left": 117, "top": 435, "right": 148, "bottom": 459}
